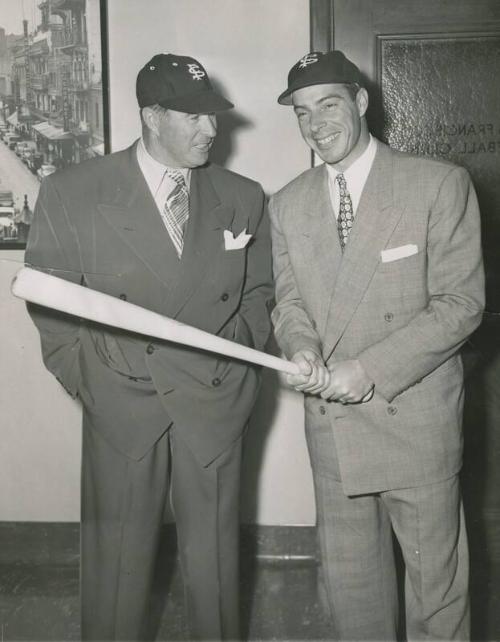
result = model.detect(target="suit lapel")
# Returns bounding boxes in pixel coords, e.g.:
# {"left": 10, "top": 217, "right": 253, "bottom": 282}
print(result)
{"left": 96, "top": 145, "right": 181, "bottom": 291}
{"left": 96, "top": 150, "right": 235, "bottom": 319}
{"left": 323, "top": 143, "right": 406, "bottom": 360}
{"left": 167, "top": 165, "right": 235, "bottom": 318}
{"left": 298, "top": 165, "right": 343, "bottom": 334}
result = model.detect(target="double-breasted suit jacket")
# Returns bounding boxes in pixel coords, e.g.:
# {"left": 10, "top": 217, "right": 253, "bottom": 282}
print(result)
{"left": 26, "top": 143, "right": 273, "bottom": 466}
{"left": 270, "top": 140, "right": 484, "bottom": 496}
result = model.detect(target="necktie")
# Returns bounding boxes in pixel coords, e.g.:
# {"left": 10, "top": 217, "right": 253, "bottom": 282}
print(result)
{"left": 163, "top": 170, "right": 189, "bottom": 257}
{"left": 336, "top": 173, "right": 354, "bottom": 251}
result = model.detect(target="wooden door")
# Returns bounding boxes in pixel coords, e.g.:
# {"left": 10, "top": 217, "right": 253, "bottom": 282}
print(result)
{"left": 310, "top": 1, "right": 500, "bottom": 638}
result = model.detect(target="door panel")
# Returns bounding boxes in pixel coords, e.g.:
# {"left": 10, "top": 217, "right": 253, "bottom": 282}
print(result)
{"left": 310, "top": 1, "right": 500, "bottom": 638}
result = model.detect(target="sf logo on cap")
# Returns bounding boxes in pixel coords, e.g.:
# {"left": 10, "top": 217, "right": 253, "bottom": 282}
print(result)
{"left": 299, "top": 53, "right": 319, "bottom": 69}
{"left": 187, "top": 63, "right": 205, "bottom": 81}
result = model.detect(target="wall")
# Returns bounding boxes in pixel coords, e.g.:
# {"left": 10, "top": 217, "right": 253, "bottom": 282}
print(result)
{"left": 107, "top": 0, "right": 309, "bottom": 194}
{"left": 0, "top": 0, "right": 314, "bottom": 525}
{"left": 0, "top": 253, "right": 81, "bottom": 520}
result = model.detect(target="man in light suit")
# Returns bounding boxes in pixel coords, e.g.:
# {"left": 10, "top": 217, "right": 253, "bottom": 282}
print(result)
{"left": 270, "top": 50, "right": 484, "bottom": 640}
{"left": 26, "top": 53, "right": 273, "bottom": 641}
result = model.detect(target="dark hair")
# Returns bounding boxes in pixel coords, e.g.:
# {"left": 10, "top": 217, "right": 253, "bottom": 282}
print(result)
{"left": 344, "top": 83, "right": 361, "bottom": 101}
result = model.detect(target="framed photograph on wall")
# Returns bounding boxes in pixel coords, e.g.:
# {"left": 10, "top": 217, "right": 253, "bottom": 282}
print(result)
{"left": 0, "top": 0, "right": 109, "bottom": 249}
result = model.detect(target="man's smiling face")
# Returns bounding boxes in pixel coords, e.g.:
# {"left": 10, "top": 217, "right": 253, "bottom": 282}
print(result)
{"left": 155, "top": 108, "right": 218, "bottom": 168}
{"left": 292, "top": 83, "right": 369, "bottom": 170}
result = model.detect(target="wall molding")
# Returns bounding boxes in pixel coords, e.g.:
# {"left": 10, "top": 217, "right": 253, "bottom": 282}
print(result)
{"left": 0, "top": 523, "right": 318, "bottom": 566}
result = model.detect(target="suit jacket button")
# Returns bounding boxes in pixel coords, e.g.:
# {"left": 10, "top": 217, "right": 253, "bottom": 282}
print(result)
{"left": 387, "top": 405, "right": 397, "bottom": 415}
{"left": 119, "top": 293, "right": 127, "bottom": 301}
{"left": 212, "top": 377, "right": 221, "bottom": 387}
{"left": 220, "top": 293, "right": 229, "bottom": 302}
{"left": 319, "top": 405, "right": 326, "bottom": 415}
{"left": 146, "top": 343, "right": 155, "bottom": 355}
{"left": 384, "top": 312, "right": 394, "bottom": 322}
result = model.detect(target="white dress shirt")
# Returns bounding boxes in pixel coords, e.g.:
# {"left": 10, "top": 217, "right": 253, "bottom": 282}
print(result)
{"left": 326, "top": 135, "right": 377, "bottom": 220}
{"left": 136, "top": 138, "right": 191, "bottom": 216}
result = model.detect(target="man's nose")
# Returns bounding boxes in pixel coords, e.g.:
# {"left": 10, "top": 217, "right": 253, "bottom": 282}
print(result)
{"left": 201, "top": 114, "right": 217, "bottom": 137}
{"left": 309, "top": 113, "right": 326, "bottom": 133}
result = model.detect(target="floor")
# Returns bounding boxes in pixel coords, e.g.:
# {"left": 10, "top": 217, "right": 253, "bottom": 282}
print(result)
{"left": 0, "top": 525, "right": 499, "bottom": 641}
{"left": 0, "top": 556, "right": 331, "bottom": 641}
{"left": 0, "top": 524, "right": 333, "bottom": 641}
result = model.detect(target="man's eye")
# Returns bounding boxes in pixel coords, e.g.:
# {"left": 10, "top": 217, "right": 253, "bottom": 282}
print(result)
{"left": 324, "top": 102, "right": 337, "bottom": 110}
{"left": 296, "top": 112, "right": 307, "bottom": 120}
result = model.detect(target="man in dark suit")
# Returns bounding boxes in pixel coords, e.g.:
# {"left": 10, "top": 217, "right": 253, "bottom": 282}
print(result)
{"left": 270, "top": 51, "right": 484, "bottom": 640}
{"left": 26, "top": 53, "right": 273, "bottom": 641}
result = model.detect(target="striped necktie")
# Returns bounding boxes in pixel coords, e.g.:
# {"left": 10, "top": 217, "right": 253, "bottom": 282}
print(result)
{"left": 163, "top": 169, "right": 189, "bottom": 257}
{"left": 336, "top": 173, "right": 354, "bottom": 251}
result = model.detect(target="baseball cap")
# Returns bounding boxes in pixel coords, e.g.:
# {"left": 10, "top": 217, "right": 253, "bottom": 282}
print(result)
{"left": 278, "top": 50, "right": 362, "bottom": 105}
{"left": 136, "top": 53, "right": 234, "bottom": 113}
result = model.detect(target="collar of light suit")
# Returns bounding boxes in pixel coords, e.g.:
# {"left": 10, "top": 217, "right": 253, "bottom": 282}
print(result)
{"left": 298, "top": 140, "right": 405, "bottom": 360}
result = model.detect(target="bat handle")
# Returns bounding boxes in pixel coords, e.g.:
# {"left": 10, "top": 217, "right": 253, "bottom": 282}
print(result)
{"left": 278, "top": 360, "right": 301, "bottom": 376}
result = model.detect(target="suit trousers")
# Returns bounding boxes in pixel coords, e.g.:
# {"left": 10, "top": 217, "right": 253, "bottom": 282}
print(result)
{"left": 80, "top": 417, "right": 242, "bottom": 641}
{"left": 306, "top": 412, "right": 470, "bottom": 641}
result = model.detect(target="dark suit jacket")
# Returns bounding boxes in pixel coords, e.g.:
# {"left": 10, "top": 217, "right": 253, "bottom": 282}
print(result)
{"left": 26, "top": 143, "right": 273, "bottom": 465}
{"left": 270, "top": 141, "right": 485, "bottom": 495}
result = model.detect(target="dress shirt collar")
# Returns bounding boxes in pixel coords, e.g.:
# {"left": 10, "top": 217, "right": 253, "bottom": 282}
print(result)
{"left": 136, "top": 138, "right": 191, "bottom": 201}
{"left": 326, "top": 134, "right": 377, "bottom": 188}
{"left": 326, "top": 135, "right": 377, "bottom": 218}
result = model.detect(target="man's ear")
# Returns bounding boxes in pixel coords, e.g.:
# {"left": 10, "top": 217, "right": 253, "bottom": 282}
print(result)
{"left": 142, "top": 106, "right": 160, "bottom": 136}
{"left": 356, "top": 88, "right": 369, "bottom": 118}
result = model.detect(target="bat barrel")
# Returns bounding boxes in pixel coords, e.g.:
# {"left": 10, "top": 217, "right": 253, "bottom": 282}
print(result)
{"left": 12, "top": 267, "right": 300, "bottom": 377}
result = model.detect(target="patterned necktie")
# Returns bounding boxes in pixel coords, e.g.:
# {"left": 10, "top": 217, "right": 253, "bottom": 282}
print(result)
{"left": 163, "top": 169, "right": 189, "bottom": 257}
{"left": 336, "top": 173, "right": 354, "bottom": 251}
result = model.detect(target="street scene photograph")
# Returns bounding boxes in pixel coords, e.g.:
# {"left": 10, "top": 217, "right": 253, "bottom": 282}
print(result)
{"left": 0, "top": 0, "right": 106, "bottom": 248}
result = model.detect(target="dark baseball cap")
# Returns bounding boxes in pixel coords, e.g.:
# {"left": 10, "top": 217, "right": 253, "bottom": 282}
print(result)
{"left": 278, "top": 50, "right": 362, "bottom": 105}
{"left": 136, "top": 53, "right": 234, "bottom": 113}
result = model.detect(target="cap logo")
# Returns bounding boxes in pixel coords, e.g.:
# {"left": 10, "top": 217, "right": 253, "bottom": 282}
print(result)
{"left": 187, "top": 63, "right": 205, "bottom": 81}
{"left": 298, "top": 53, "right": 319, "bottom": 69}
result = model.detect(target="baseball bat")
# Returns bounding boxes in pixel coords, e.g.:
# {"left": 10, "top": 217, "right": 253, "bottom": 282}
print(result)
{"left": 11, "top": 267, "right": 300, "bottom": 376}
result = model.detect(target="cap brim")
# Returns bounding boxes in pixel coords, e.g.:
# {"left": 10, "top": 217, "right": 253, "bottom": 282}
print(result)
{"left": 277, "top": 88, "right": 294, "bottom": 105}
{"left": 158, "top": 90, "right": 233, "bottom": 113}
{"left": 278, "top": 78, "right": 358, "bottom": 105}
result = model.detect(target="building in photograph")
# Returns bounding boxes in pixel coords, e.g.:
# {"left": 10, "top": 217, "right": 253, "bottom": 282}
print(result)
{"left": 2, "top": 0, "right": 103, "bottom": 167}
{"left": 0, "top": 27, "right": 22, "bottom": 123}
{"left": 0, "top": 0, "right": 104, "bottom": 247}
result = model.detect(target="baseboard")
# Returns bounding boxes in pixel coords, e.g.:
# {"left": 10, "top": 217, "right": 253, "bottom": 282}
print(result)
{"left": 2, "top": 510, "right": 499, "bottom": 567}
{"left": 0, "top": 522, "right": 318, "bottom": 566}
{"left": 0, "top": 522, "right": 80, "bottom": 566}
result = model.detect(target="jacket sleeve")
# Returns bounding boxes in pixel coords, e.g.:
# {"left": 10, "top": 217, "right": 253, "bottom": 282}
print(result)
{"left": 231, "top": 185, "right": 274, "bottom": 352}
{"left": 24, "top": 176, "right": 83, "bottom": 398}
{"left": 269, "top": 193, "right": 323, "bottom": 359}
{"left": 358, "top": 165, "right": 485, "bottom": 401}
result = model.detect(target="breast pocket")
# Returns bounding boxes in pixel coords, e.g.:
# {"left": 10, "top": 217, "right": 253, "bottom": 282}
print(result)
{"left": 378, "top": 247, "right": 423, "bottom": 274}
{"left": 210, "top": 246, "right": 248, "bottom": 298}
{"left": 365, "top": 249, "right": 426, "bottom": 305}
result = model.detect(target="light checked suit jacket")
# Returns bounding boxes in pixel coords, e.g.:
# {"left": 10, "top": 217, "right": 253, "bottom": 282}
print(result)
{"left": 270, "top": 140, "right": 484, "bottom": 495}
{"left": 26, "top": 143, "right": 273, "bottom": 466}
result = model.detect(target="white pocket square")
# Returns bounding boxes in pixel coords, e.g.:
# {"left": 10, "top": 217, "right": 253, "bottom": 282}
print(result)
{"left": 381, "top": 244, "right": 418, "bottom": 263}
{"left": 224, "top": 228, "right": 252, "bottom": 250}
